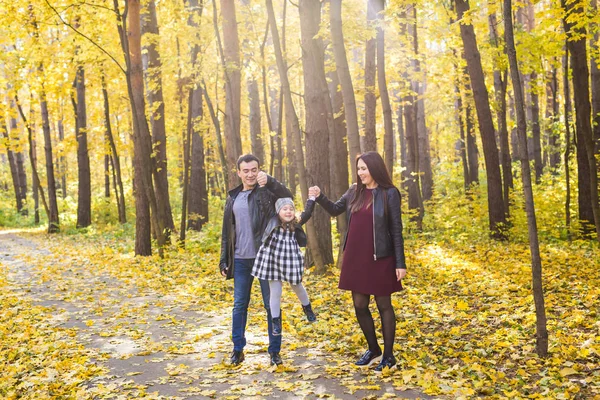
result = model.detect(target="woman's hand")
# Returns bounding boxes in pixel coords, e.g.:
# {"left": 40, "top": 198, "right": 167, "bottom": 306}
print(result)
{"left": 396, "top": 269, "right": 407, "bottom": 281}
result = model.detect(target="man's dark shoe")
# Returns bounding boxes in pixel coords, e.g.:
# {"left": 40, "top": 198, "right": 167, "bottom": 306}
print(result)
{"left": 272, "top": 316, "right": 282, "bottom": 336}
{"left": 269, "top": 351, "right": 283, "bottom": 366}
{"left": 229, "top": 350, "right": 244, "bottom": 366}
{"left": 302, "top": 304, "right": 317, "bottom": 322}
{"left": 374, "top": 355, "right": 397, "bottom": 372}
{"left": 355, "top": 349, "right": 382, "bottom": 366}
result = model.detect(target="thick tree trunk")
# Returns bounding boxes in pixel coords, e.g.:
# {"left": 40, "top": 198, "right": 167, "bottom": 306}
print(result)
{"left": 373, "top": 0, "right": 394, "bottom": 174}
{"left": 488, "top": 8, "right": 512, "bottom": 214}
{"left": 300, "top": 0, "right": 333, "bottom": 267}
{"left": 215, "top": 0, "right": 242, "bottom": 186}
{"left": 240, "top": 0, "right": 265, "bottom": 164}
{"left": 119, "top": 0, "right": 165, "bottom": 256}
{"left": 455, "top": 0, "right": 507, "bottom": 238}
{"left": 185, "top": 0, "right": 208, "bottom": 233}
{"left": 563, "top": 0, "right": 600, "bottom": 241}
{"left": 102, "top": 74, "right": 126, "bottom": 223}
{"left": 363, "top": 0, "right": 377, "bottom": 152}
{"left": 266, "top": 0, "right": 325, "bottom": 272}
{"left": 142, "top": 0, "right": 174, "bottom": 238}
{"left": 504, "top": 0, "right": 548, "bottom": 357}
{"left": 330, "top": 0, "right": 361, "bottom": 176}
{"left": 75, "top": 65, "right": 91, "bottom": 228}
{"left": 188, "top": 85, "right": 208, "bottom": 231}
{"left": 591, "top": 0, "right": 600, "bottom": 157}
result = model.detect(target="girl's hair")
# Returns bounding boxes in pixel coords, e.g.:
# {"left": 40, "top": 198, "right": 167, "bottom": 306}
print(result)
{"left": 349, "top": 151, "right": 396, "bottom": 213}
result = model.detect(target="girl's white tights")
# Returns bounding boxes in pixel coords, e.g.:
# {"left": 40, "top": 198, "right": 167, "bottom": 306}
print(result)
{"left": 269, "top": 280, "right": 310, "bottom": 318}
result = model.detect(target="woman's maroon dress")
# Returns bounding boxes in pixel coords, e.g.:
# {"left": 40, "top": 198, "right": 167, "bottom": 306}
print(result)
{"left": 339, "top": 189, "right": 403, "bottom": 296}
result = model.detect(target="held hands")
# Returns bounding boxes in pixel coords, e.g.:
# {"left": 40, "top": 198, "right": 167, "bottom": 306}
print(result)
{"left": 257, "top": 171, "right": 268, "bottom": 187}
{"left": 308, "top": 186, "right": 320, "bottom": 199}
{"left": 396, "top": 269, "right": 407, "bottom": 281}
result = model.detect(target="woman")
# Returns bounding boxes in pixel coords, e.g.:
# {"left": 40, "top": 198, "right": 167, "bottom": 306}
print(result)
{"left": 310, "top": 151, "right": 407, "bottom": 372}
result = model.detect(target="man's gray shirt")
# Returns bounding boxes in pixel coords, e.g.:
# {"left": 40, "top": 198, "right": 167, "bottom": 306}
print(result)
{"left": 233, "top": 190, "right": 257, "bottom": 259}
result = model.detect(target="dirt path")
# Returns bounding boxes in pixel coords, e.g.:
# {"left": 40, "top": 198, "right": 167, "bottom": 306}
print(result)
{"left": 0, "top": 231, "right": 432, "bottom": 399}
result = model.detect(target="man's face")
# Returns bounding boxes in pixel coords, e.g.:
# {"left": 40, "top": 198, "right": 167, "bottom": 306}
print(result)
{"left": 238, "top": 160, "right": 259, "bottom": 189}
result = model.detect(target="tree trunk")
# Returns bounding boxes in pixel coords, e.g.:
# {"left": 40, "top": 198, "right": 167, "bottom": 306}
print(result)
{"left": 363, "top": 0, "right": 377, "bottom": 152}
{"left": 530, "top": 71, "right": 543, "bottom": 182}
{"left": 465, "top": 97, "right": 479, "bottom": 186}
{"left": 417, "top": 82, "right": 433, "bottom": 201}
{"left": 563, "top": 0, "right": 600, "bottom": 242}
{"left": 117, "top": 0, "right": 165, "bottom": 256}
{"left": 40, "top": 83, "right": 60, "bottom": 233}
{"left": 547, "top": 66, "right": 561, "bottom": 171}
{"left": 488, "top": 8, "right": 512, "bottom": 214}
{"left": 185, "top": 0, "right": 208, "bottom": 233}
{"left": 215, "top": 0, "right": 242, "bottom": 186}
{"left": 455, "top": 0, "right": 507, "bottom": 238}
{"left": 188, "top": 85, "right": 208, "bottom": 231}
{"left": 101, "top": 73, "right": 126, "bottom": 223}
{"left": 241, "top": 0, "right": 265, "bottom": 164}
{"left": 504, "top": 0, "right": 548, "bottom": 357}
{"left": 8, "top": 97, "right": 27, "bottom": 210}
{"left": 330, "top": 0, "right": 361, "bottom": 176}
{"left": 373, "top": 0, "right": 394, "bottom": 174}
{"left": 563, "top": 46, "right": 572, "bottom": 240}
{"left": 202, "top": 80, "right": 229, "bottom": 191}
{"left": 266, "top": 0, "right": 325, "bottom": 273}
{"left": 1, "top": 121, "right": 24, "bottom": 213}
{"left": 15, "top": 94, "right": 50, "bottom": 225}
{"left": 591, "top": 0, "right": 600, "bottom": 158}
{"left": 142, "top": 0, "right": 175, "bottom": 237}
{"left": 75, "top": 65, "right": 91, "bottom": 228}
{"left": 300, "top": 0, "right": 333, "bottom": 267}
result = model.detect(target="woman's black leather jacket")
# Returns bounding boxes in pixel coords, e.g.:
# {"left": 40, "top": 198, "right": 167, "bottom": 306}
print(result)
{"left": 316, "top": 184, "right": 406, "bottom": 269}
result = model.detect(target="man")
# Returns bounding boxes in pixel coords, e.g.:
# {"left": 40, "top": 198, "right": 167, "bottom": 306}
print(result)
{"left": 219, "top": 154, "right": 292, "bottom": 366}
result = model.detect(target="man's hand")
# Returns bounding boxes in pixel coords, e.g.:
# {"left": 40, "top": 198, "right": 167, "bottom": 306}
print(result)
{"left": 257, "top": 171, "right": 268, "bottom": 187}
{"left": 309, "top": 186, "right": 320, "bottom": 198}
{"left": 221, "top": 268, "right": 228, "bottom": 277}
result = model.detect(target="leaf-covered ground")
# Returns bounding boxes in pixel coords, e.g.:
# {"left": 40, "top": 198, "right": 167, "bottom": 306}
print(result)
{"left": 1, "top": 219, "right": 598, "bottom": 399}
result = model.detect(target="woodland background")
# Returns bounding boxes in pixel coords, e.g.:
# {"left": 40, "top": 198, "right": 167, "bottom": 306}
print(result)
{"left": 0, "top": 0, "right": 599, "bottom": 397}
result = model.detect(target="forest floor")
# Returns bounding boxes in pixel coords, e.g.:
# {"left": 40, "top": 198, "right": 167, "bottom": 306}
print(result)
{"left": 0, "top": 230, "right": 431, "bottom": 399}
{"left": 1, "top": 224, "right": 599, "bottom": 399}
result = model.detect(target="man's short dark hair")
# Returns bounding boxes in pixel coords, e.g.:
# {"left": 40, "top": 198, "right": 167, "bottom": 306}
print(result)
{"left": 237, "top": 154, "right": 260, "bottom": 170}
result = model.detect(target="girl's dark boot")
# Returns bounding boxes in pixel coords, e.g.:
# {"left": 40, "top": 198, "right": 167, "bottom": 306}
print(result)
{"left": 302, "top": 304, "right": 317, "bottom": 322}
{"left": 272, "top": 316, "right": 282, "bottom": 336}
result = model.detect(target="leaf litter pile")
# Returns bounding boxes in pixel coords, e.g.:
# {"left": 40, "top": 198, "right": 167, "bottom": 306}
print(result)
{"left": 1, "top": 225, "right": 599, "bottom": 399}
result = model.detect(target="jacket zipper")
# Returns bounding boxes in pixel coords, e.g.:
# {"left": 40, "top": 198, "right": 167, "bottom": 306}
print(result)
{"left": 373, "top": 189, "right": 377, "bottom": 261}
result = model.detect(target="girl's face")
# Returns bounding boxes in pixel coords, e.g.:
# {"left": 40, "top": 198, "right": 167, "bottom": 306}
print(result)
{"left": 279, "top": 204, "right": 295, "bottom": 223}
{"left": 357, "top": 159, "right": 375, "bottom": 188}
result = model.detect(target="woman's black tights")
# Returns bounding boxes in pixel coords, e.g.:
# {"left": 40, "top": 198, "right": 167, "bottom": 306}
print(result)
{"left": 352, "top": 292, "right": 396, "bottom": 357}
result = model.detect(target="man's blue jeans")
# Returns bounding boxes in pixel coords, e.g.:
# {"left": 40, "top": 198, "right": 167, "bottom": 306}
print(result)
{"left": 232, "top": 258, "right": 281, "bottom": 353}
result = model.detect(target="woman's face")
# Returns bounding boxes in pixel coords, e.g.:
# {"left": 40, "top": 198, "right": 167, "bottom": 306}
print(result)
{"left": 357, "top": 159, "right": 376, "bottom": 187}
{"left": 278, "top": 205, "right": 295, "bottom": 223}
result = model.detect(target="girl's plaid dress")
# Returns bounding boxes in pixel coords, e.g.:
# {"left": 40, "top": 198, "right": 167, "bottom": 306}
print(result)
{"left": 252, "top": 226, "right": 304, "bottom": 285}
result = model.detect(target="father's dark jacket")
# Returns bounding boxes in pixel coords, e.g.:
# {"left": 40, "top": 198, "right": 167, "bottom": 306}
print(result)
{"left": 316, "top": 184, "right": 407, "bottom": 269}
{"left": 219, "top": 175, "right": 292, "bottom": 279}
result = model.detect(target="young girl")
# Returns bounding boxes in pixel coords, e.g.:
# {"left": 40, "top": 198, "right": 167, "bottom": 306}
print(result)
{"left": 251, "top": 196, "right": 317, "bottom": 337}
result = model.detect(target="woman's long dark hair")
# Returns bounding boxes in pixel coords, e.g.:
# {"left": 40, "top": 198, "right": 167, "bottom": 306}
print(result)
{"left": 349, "top": 151, "right": 396, "bottom": 213}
